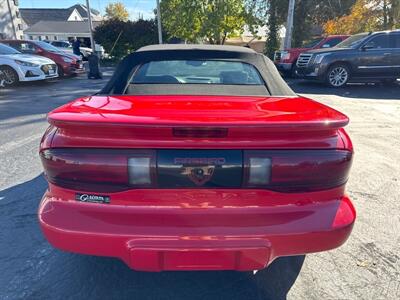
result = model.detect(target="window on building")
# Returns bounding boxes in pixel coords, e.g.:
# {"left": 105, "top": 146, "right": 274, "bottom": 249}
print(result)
{"left": 38, "top": 36, "right": 42, "bottom": 41}
{"left": 29, "top": 35, "right": 33, "bottom": 40}
{"left": 16, "top": 10, "right": 20, "bottom": 18}
{"left": 18, "top": 24, "right": 23, "bottom": 31}
{"left": 45, "top": 36, "right": 49, "bottom": 40}
{"left": 54, "top": 36, "right": 58, "bottom": 40}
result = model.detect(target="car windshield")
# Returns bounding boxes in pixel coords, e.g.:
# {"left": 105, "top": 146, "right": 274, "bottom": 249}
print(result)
{"left": 0, "top": 43, "right": 21, "bottom": 55}
{"left": 132, "top": 60, "right": 264, "bottom": 85}
{"left": 335, "top": 33, "right": 370, "bottom": 48}
{"left": 35, "top": 41, "right": 62, "bottom": 52}
{"left": 302, "top": 38, "right": 324, "bottom": 48}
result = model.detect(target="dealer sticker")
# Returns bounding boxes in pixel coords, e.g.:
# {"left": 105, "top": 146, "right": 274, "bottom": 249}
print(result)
{"left": 75, "top": 193, "right": 110, "bottom": 204}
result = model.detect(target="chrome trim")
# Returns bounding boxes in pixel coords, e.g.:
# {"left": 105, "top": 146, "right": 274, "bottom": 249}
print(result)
{"left": 358, "top": 65, "right": 400, "bottom": 69}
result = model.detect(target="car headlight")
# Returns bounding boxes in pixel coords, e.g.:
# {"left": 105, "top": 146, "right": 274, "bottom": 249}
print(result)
{"left": 62, "top": 57, "right": 73, "bottom": 63}
{"left": 281, "top": 51, "right": 291, "bottom": 60}
{"left": 14, "top": 60, "right": 39, "bottom": 67}
{"left": 314, "top": 53, "right": 331, "bottom": 64}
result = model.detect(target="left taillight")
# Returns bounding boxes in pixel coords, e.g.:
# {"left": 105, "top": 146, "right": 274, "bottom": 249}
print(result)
{"left": 40, "top": 148, "right": 156, "bottom": 192}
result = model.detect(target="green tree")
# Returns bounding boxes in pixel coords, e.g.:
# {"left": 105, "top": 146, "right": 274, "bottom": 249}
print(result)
{"left": 105, "top": 2, "right": 130, "bottom": 21}
{"left": 94, "top": 19, "right": 158, "bottom": 59}
{"left": 264, "top": 0, "right": 280, "bottom": 58}
{"left": 160, "top": 0, "right": 257, "bottom": 44}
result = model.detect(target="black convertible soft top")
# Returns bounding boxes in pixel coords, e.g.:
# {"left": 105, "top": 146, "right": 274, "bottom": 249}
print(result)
{"left": 100, "top": 44, "right": 296, "bottom": 97}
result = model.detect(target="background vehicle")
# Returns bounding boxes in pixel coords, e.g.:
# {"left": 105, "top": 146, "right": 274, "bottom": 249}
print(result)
{"left": 39, "top": 45, "right": 355, "bottom": 272}
{"left": 44, "top": 40, "right": 105, "bottom": 60}
{"left": 274, "top": 35, "right": 349, "bottom": 77}
{"left": 3, "top": 40, "right": 84, "bottom": 77}
{"left": 296, "top": 30, "right": 400, "bottom": 87}
{"left": 0, "top": 43, "right": 58, "bottom": 86}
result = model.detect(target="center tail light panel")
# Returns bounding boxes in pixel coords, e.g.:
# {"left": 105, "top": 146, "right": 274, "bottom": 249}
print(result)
{"left": 40, "top": 148, "right": 353, "bottom": 193}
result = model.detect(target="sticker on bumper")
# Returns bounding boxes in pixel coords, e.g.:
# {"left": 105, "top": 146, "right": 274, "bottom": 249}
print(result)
{"left": 75, "top": 193, "right": 110, "bottom": 204}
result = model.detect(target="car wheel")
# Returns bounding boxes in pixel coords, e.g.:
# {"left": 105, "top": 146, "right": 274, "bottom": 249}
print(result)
{"left": 0, "top": 66, "right": 19, "bottom": 86}
{"left": 326, "top": 64, "right": 350, "bottom": 87}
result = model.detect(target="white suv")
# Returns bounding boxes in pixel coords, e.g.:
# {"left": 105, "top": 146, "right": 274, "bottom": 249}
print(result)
{"left": 0, "top": 43, "right": 58, "bottom": 86}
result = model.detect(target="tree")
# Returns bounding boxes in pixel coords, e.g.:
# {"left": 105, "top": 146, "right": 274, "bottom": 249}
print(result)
{"left": 105, "top": 2, "right": 130, "bottom": 21}
{"left": 94, "top": 19, "right": 158, "bottom": 59}
{"left": 251, "top": 0, "right": 355, "bottom": 54}
{"left": 324, "top": 0, "right": 400, "bottom": 34}
{"left": 160, "top": 0, "right": 257, "bottom": 44}
{"left": 264, "top": 0, "right": 280, "bottom": 58}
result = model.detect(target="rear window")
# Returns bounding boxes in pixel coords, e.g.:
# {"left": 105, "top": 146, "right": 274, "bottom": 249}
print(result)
{"left": 131, "top": 60, "right": 264, "bottom": 85}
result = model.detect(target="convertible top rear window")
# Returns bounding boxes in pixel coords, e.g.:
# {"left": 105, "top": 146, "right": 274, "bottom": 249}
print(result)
{"left": 100, "top": 44, "right": 296, "bottom": 97}
{"left": 132, "top": 60, "right": 264, "bottom": 85}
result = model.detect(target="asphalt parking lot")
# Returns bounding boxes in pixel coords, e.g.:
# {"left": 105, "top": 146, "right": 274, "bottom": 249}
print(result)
{"left": 0, "top": 72, "right": 399, "bottom": 300}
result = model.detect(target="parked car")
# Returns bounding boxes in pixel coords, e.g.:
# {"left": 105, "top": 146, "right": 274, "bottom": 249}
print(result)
{"left": 274, "top": 35, "right": 349, "bottom": 77}
{"left": 3, "top": 40, "right": 85, "bottom": 77}
{"left": 296, "top": 30, "right": 400, "bottom": 87}
{"left": 44, "top": 40, "right": 105, "bottom": 59}
{"left": 0, "top": 43, "right": 58, "bottom": 86}
{"left": 38, "top": 45, "right": 356, "bottom": 272}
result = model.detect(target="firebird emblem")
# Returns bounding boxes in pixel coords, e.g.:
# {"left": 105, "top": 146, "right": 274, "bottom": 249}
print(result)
{"left": 181, "top": 166, "right": 215, "bottom": 186}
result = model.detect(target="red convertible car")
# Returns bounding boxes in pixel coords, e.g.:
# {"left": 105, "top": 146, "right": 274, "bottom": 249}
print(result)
{"left": 39, "top": 45, "right": 356, "bottom": 271}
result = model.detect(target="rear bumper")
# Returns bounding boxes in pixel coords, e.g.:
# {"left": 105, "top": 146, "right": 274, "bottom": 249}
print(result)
{"left": 38, "top": 187, "right": 356, "bottom": 271}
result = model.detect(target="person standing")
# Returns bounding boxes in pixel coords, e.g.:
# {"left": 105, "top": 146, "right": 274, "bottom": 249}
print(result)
{"left": 72, "top": 38, "right": 81, "bottom": 56}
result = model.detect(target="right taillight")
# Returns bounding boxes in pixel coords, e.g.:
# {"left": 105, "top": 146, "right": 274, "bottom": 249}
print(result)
{"left": 244, "top": 150, "right": 352, "bottom": 192}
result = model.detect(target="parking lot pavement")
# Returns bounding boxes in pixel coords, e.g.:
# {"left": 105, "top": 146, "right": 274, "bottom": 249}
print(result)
{"left": 0, "top": 74, "right": 399, "bottom": 300}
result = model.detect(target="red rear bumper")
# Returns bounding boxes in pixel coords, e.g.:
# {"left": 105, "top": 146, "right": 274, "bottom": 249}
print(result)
{"left": 38, "top": 186, "right": 355, "bottom": 271}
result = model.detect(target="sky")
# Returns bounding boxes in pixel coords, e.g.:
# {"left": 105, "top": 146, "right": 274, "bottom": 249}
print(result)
{"left": 19, "top": 0, "right": 156, "bottom": 20}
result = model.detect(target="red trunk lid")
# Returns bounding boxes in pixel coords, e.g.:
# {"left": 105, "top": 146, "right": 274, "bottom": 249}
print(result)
{"left": 49, "top": 95, "right": 348, "bottom": 129}
{"left": 47, "top": 95, "right": 349, "bottom": 149}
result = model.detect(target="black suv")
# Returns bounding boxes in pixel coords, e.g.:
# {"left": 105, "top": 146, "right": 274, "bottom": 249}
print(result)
{"left": 296, "top": 30, "right": 400, "bottom": 87}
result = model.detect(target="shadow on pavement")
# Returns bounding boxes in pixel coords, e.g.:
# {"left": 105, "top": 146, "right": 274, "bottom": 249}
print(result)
{"left": 288, "top": 79, "right": 400, "bottom": 100}
{"left": 0, "top": 175, "right": 305, "bottom": 300}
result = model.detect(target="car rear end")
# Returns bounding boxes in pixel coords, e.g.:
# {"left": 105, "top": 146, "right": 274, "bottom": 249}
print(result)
{"left": 38, "top": 47, "right": 355, "bottom": 271}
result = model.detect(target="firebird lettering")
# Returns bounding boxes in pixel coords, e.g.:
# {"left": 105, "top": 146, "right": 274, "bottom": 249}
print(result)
{"left": 174, "top": 157, "right": 226, "bottom": 165}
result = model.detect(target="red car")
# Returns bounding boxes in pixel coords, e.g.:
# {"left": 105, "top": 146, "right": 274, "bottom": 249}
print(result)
{"left": 39, "top": 45, "right": 356, "bottom": 272}
{"left": 3, "top": 40, "right": 85, "bottom": 77}
{"left": 274, "top": 35, "right": 349, "bottom": 77}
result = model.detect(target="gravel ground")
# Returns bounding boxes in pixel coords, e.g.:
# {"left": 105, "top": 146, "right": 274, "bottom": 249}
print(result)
{"left": 0, "top": 73, "right": 399, "bottom": 300}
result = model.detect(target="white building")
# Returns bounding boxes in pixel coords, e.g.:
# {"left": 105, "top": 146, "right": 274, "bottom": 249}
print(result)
{"left": 20, "top": 4, "right": 103, "bottom": 43}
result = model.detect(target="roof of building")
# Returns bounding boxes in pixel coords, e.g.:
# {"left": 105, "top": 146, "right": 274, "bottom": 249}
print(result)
{"left": 24, "top": 21, "right": 101, "bottom": 34}
{"left": 20, "top": 4, "right": 100, "bottom": 26}
{"left": 137, "top": 44, "right": 257, "bottom": 53}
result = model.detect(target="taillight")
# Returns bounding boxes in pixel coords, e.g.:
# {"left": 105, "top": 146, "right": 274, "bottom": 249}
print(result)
{"left": 41, "top": 148, "right": 352, "bottom": 193}
{"left": 40, "top": 149, "right": 156, "bottom": 192}
{"left": 243, "top": 150, "right": 352, "bottom": 192}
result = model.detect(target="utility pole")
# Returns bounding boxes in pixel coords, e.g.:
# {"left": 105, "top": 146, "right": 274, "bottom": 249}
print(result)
{"left": 86, "top": 0, "right": 96, "bottom": 53}
{"left": 156, "top": 0, "right": 163, "bottom": 44}
{"left": 284, "top": 0, "right": 295, "bottom": 49}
